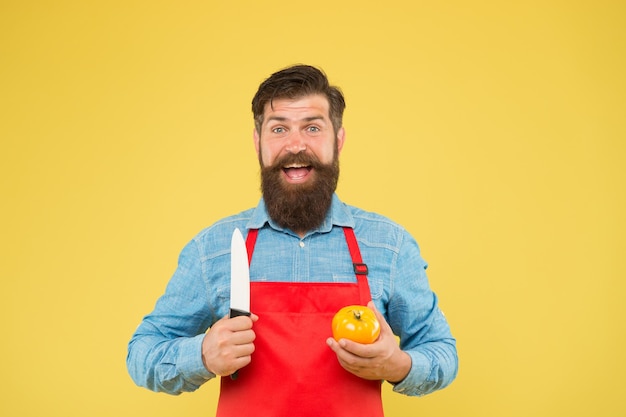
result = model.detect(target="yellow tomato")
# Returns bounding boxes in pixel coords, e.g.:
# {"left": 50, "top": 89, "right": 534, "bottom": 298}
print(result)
{"left": 331, "top": 305, "right": 380, "bottom": 344}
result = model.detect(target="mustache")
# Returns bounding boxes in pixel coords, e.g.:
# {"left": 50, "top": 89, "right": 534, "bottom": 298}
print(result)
{"left": 263, "top": 151, "right": 325, "bottom": 171}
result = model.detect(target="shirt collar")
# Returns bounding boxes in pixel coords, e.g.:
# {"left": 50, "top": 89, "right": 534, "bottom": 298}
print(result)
{"left": 247, "top": 193, "right": 354, "bottom": 236}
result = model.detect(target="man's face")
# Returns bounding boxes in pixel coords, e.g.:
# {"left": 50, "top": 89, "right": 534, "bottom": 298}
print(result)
{"left": 254, "top": 94, "right": 345, "bottom": 178}
{"left": 254, "top": 94, "right": 346, "bottom": 234}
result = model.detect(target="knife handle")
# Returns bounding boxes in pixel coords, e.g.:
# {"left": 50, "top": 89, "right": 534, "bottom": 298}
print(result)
{"left": 229, "top": 308, "right": 251, "bottom": 318}
{"left": 229, "top": 308, "right": 251, "bottom": 380}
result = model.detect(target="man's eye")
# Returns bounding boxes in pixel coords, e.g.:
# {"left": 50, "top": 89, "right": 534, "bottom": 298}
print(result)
{"left": 307, "top": 126, "right": 320, "bottom": 132}
{"left": 272, "top": 127, "right": 286, "bottom": 133}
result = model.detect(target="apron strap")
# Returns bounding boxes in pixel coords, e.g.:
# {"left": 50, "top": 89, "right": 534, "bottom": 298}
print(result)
{"left": 245, "top": 229, "right": 258, "bottom": 265}
{"left": 245, "top": 227, "right": 372, "bottom": 304}
{"left": 343, "top": 227, "right": 372, "bottom": 305}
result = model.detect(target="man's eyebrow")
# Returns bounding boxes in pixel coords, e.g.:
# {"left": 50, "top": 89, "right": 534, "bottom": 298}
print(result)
{"left": 302, "top": 116, "right": 326, "bottom": 123}
{"left": 266, "top": 116, "right": 288, "bottom": 123}
{"left": 265, "top": 115, "right": 326, "bottom": 123}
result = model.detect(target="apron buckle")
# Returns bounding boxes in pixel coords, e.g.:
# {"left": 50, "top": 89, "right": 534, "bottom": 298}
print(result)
{"left": 353, "top": 263, "right": 369, "bottom": 275}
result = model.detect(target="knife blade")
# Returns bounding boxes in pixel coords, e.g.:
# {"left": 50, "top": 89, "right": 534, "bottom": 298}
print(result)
{"left": 229, "top": 228, "right": 251, "bottom": 380}
{"left": 230, "top": 227, "right": 251, "bottom": 318}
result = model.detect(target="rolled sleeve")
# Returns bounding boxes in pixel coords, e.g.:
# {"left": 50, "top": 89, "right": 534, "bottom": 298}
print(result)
{"left": 177, "top": 333, "right": 215, "bottom": 384}
{"left": 387, "top": 230, "right": 459, "bottom": 396}
{"left": 392, "top": 343, "right": 458, "bottom": 396}
{"left": 127, "top": 238, "right": 216, "bottom": 394}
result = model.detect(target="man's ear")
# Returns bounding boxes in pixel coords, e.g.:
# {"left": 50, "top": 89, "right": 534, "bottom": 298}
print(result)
{"left": 336, "top": 127, "right": 346, "bottom": 155}
{"left": 253, "top": 129, "right": 260, "bottom": 156}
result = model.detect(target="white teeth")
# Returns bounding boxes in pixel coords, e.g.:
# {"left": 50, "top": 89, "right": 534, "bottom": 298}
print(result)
{"left": 284, "top": 163, "right": 306, "bottom": 168}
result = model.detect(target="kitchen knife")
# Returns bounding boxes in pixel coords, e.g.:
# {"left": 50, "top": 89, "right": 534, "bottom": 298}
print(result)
{"left": 230, "top": 227, "right": 251, "bottom": 318}
{"left": 230, "top": 228, "right": 251, "bottom": 379}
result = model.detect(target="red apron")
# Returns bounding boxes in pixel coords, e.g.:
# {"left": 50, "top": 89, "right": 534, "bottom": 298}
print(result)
{"left": 216, "top": 228, "right": 384, "bottom": 417}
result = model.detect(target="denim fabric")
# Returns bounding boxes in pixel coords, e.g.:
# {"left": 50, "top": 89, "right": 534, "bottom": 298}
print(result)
{"left": 127, "top": 194, "right": 458, "bottom": 396}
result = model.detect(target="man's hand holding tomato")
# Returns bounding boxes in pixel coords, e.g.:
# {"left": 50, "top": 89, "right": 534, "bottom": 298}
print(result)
{"left": 326, "top": 301, "right": 412, "bottom": 384}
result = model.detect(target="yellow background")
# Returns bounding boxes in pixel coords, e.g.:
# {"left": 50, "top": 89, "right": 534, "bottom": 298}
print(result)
{"left": 2, "top": 1, "right": 624, "bottom": 416}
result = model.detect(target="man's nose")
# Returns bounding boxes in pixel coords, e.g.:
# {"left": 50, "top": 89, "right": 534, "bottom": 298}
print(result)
{"left": 285, "top": 131, "right": 307, "bottom": 154}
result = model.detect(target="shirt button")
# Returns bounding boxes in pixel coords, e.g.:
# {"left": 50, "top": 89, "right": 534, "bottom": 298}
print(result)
{"left": 299, "top": 241, "right": 305, "bottom": 248}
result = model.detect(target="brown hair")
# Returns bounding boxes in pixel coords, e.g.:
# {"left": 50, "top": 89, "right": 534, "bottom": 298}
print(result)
{"left": 251, "top": 65, "right": 346, "bottom": 134}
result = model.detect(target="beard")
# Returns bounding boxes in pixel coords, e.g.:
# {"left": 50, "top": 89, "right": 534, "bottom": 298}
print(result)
{"left": 260, "top": 150, "right": 339, "bottom": 233}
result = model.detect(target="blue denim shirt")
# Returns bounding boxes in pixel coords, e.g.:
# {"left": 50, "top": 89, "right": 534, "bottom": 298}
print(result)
{"left": 127, "top": 194, "right": 458, "bottom": 397}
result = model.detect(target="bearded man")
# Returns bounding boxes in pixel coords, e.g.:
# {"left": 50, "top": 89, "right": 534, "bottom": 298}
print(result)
{"left": 127, "top": 65, "right": 458, "bottom": 417}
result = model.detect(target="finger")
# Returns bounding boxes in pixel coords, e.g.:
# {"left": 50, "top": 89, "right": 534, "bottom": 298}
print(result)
{"left": 367, "top": 301, "right": 393, "bottom": 336}
{"left": 228, "top": 315, "right": 256, "bottom": 331}
{"left": 230, "top": 328, "right": 256, "bottom": 345}
{"left": 232, "top": 339, "right": 256, "bottom": 356}
{"left": 337, "top": 337, "right": 378, "bottom": 359}
{"left": 326, "top": 337, "right": 358, "bottom": 361}
{"left": 326, "top": 337, "right": 342, "bottom": 353}
{"left": 327, "top": 337, "right": 361, "bottom": 365}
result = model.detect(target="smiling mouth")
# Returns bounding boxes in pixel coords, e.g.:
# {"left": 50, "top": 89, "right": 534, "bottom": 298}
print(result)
{"left": 283, "top": 163, "right": 312, "bottom": 181}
